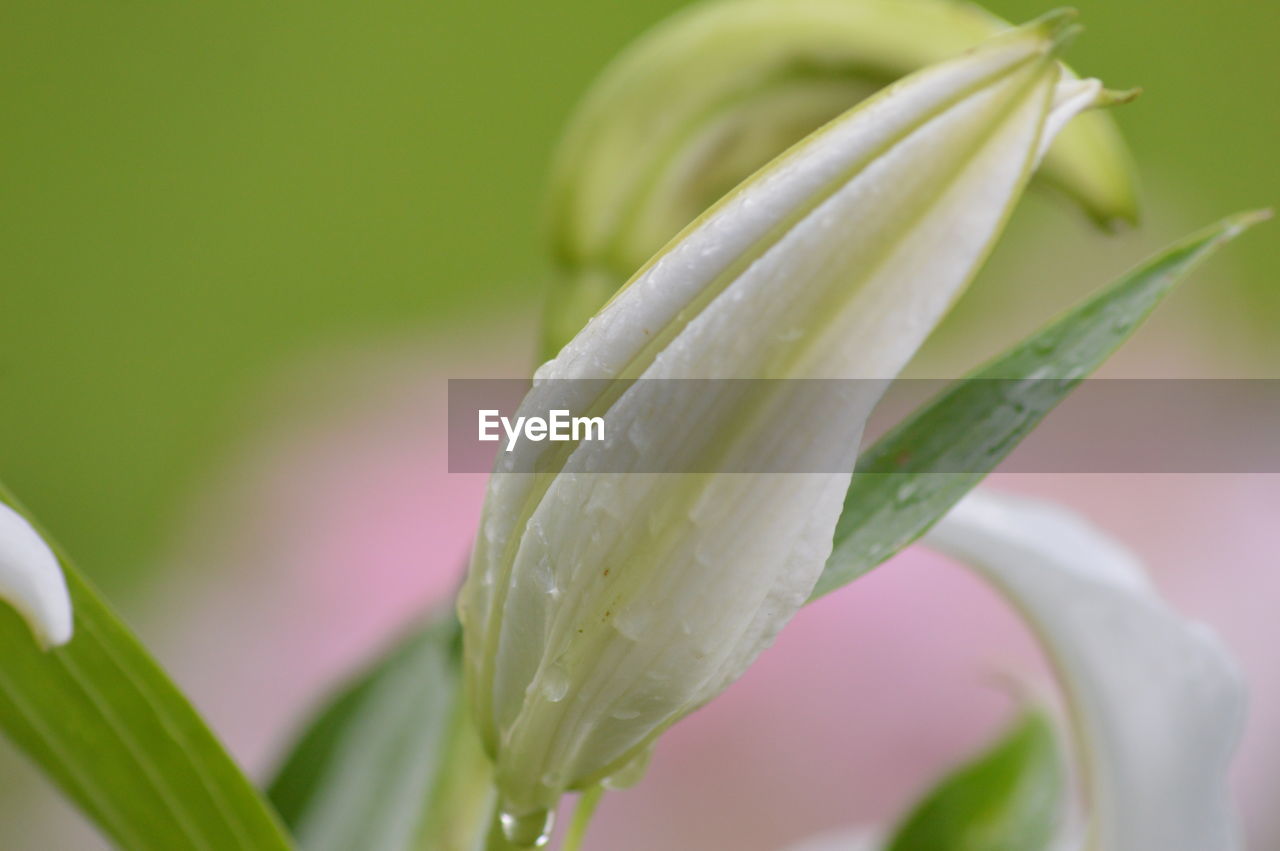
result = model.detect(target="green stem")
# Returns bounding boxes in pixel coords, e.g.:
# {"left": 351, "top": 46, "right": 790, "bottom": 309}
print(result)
{"left": 562, "top": 786, "right": 604, "bottom": 851}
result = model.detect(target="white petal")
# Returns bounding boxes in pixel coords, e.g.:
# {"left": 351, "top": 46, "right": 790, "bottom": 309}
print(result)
{"left": 0, "top": 501, "right": 73, "bottom": 648}
{"left": 924, "top": 490, "right": 1244, "bottom": 851}
{"left": 1036, "top": 75, "right": 1104, "bottom": 164}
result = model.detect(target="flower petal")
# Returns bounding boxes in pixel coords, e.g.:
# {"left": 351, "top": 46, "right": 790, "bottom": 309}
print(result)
{"left": 0, "top": 500, "right": 73, "bottom": 649}
{"left": 924, "top": 489, "right": 1245, "bottom": 850}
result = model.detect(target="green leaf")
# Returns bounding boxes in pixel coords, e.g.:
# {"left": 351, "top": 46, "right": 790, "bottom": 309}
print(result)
{"left": 0, "top": 485, "right": 293, "bottom": 851}
{"left": 887, "top": 711, "right": 1062, "bottom": 851}
{"left": 267, "top": 614, "right": 491, "bottom": 851}
{"left": 810, "top": 210, "right": 1269, "bottom": 600}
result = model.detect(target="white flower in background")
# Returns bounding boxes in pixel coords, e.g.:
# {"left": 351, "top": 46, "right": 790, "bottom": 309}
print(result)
{"left": 0, "top": 501, "right": 73, "bottom": 649}
{"left": 926, "top": 490, "right": 1244, "bottom": 850}
{"left": 458, "top": 14, "right": 1118, "bottom": 841}
{"left": 785, "top": 489, "right": 1245, "bottom": 851}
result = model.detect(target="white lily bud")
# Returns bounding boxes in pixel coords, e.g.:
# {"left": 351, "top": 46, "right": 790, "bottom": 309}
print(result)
{"left": 0, "top": 500, "right": 73, "bottom": 649}
{"left": 459, "top": 14, "right": 1112, "bottom": 840}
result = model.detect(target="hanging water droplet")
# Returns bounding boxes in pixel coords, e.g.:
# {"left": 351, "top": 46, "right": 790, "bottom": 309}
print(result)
{"left": 500, "top": 806, "right": 555, "bottom": 847}
{"left": 626, "top": 417, "right": 655, "bottom": 453}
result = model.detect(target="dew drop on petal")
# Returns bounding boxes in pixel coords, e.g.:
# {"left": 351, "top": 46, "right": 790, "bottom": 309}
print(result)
{"left": 612, "top": 605, "right": 651, "bottom": 641}
{"left": 541, "top": 663, "right": 570, "bottom": 703}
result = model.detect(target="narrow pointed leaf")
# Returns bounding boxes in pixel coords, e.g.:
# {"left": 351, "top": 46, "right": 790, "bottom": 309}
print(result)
{"left": 811, "top": 211, "right": 1268, "bottom": 600}
{"left": 887, "top": 712, "right": 1062, "bottom": 851}
{"left": 0, "top": 485, "right": 293, "bottom": 851}
{"left": 267, "top": 615, "right": 490, "bottom": 851}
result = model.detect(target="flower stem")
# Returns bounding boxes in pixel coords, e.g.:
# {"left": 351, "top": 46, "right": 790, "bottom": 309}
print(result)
{"left": 562, "top": 786, "right": 604, "bottom": 851}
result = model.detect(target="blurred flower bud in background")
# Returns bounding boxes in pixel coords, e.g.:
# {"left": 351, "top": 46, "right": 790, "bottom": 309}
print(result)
{"left": 541, "top": 0, "right": 1138, "bottom": 358}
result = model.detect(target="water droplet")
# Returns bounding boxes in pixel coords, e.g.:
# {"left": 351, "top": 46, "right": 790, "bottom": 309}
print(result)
{"left": 612, "top": 606, "right": 651, "bottom": 641}
{"left": 895, "top": 480, "right": 918, "bottom": 502}
{"left": 586, "top": 478, "right": 624, "bottom": 519}
{"left": 611, "top": 707, "right": 641, "bottom": 720}
{"left": 541, "top": 664, "right": 570, "bottom": 703}
{"left": 500, "top": 807, "right": 555, "bottom": 847}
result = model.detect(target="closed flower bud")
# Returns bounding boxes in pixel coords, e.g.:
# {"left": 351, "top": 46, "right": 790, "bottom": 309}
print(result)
{"left": 459, "top": 13, "right": 1116, "bottom": 838}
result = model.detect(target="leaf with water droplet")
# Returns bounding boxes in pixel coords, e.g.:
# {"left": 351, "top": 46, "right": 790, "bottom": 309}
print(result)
{"left": 812, "top": 211, "right": 1269, "bottom": 600}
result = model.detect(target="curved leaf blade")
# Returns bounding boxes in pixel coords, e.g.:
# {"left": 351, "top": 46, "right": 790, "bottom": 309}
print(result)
{"left": 812, "top": 211, "right": 1268, "bottom": 600}
{"left": 0, "top": 485, "right": 293, "bottom": 851}
{"left": 267, "top": 615, "right": 490, "bottom": 851}
{"left": 887, "top": 712, "right": 1062, "bottom": 851}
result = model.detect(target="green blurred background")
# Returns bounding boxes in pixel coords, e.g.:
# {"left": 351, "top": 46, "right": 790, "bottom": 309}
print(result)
{"left": 2, "top": 0, "right": 1275, "bottom": 599}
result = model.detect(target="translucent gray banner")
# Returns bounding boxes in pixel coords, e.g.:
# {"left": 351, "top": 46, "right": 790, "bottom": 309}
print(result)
{"left": 447, "top": 378, "right": 1280, "bottom": 473}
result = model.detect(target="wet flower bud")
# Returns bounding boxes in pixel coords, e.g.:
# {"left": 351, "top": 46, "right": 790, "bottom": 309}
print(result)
{"left": 459, "top": 13, "right": 1115, "bottom": 835}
